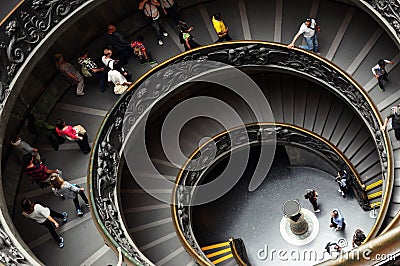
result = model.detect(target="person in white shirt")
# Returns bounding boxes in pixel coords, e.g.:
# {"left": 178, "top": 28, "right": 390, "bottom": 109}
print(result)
{"left": 21, "top": 198, "right": 67, "bottom": 248}
{"left": 139, "top": 0, "right": 169, "bottom": 45}
{"left": 288, "top": 18, "right": 321, "bottom": 53}
{"left": 371, "top": 59, "right": 394, "bottom": 91}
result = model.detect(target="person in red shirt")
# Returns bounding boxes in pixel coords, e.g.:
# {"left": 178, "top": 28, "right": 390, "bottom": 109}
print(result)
{"left": 131, "top": 35, "right": 157, "bottom": 65}
{"left": 55, "top": 119, "right": 91, "bottom": 154}
{"left": 23, "top": 153, "right": 59, "bottom": 188}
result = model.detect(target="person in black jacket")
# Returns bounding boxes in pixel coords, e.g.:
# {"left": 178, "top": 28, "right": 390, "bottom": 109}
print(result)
{"left": 106, "top": 25, "right": 132, "bottom": 65}
{"left": 381, "top": 104, "right": 400, "bottom": 140}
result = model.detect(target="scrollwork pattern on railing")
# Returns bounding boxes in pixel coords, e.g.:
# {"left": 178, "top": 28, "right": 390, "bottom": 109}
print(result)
{"left": 0, "top": 225, "right": 30, "bottom": 265}
{"left": 91, "top": 95, "right": 151, "bottom": 266}
{"left": 0, "top": 0, "right": 87, "bottom": 110}
{"left": 90, "top": 42, "right": 388, "bottom": 265}
{"left": 366, "top": 0, "right": 400, "bottom": 37}
{"left": 174, "top": 124, "right": 370, "bottom": 260}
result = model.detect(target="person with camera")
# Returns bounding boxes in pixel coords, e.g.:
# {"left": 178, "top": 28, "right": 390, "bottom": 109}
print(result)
{"left": 352, "top": 229, "right": 366, "bottom": 248}
{"left": 336, "top": 170, "right": 348, "bottom": 198}
{"left": 305, "top": 189, "right": 320, "bottom": 213}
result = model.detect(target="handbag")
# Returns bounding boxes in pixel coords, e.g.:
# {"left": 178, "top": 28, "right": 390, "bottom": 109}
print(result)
{"left": 73, "top": 125, "right": 87, "bottom": 134}
{"left": 114, "top": 84, "right": 128, "bottom": 94}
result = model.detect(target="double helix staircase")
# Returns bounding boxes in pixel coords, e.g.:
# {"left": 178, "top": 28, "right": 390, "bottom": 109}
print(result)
{"left": 3, "top": 0, "right": 400, "bottom": 265}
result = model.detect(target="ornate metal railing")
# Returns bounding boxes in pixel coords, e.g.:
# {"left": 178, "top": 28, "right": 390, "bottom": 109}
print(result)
{"left": 88, "top": 41, "right": 392, "bottom": 265}
{"left": 354, "top": 0, "right": 400, "bottom": 47}
{"left": 172, "top": 123, "right": 372, "bottom": 264}
{"left": 0, "top": 0, "right": 91, "bottom": 110}
{"left": 230, "top": 237, "right": 251, "bottom": 266}
{"left": 0, "top": 0, "right": 397, "bottom": 265}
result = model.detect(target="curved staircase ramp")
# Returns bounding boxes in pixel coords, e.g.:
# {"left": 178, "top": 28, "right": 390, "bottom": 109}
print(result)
{"left": 118, "top": 48, "right": 385, "bottom": 266}
{"left": 1, "top": 0, "right": 400, "bottom": 265}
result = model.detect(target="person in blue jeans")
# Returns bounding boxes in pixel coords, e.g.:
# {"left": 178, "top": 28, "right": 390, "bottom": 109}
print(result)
{"left": 288, "top": 18, "right": 321, "bottom": 53}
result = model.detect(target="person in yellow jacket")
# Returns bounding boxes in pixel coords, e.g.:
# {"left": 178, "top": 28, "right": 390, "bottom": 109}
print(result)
{"left": 212, "top": 12, "right": 232, "bottom": 42}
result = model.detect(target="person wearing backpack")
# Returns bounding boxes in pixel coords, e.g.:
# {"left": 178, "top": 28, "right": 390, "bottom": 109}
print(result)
{"left": 139, "top": 0, "right": 169, "bottom": 46}
{"left": 288, "top": 18, "right": 321, "bottom": 53}
{"left": 352, "top": 229, "right": 366, "bottom": 248}
{"left": 381, "top": 104, "right": 400, "bottom": 140}
{"left": 78, "top": 51, "right": 107, "bottom": 92}
{"left": 50, "top": 173, "right": 89, "bottom": 216}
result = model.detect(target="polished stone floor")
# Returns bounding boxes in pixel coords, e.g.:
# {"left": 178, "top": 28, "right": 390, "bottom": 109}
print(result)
{"left": 192, "top": 147, "right": 376, "bottom": 266}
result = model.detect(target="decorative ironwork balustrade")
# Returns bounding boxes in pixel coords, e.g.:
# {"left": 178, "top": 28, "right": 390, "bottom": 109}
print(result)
{"left": 88, "top": 42, "right": 392, "bottom": 265}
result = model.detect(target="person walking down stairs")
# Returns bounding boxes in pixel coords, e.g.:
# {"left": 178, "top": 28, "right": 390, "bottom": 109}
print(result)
{"left": 21, "top": 198, "right": 67, "bottom": 248}
{"left": 288, "top": 18, "right": 321, "bottom": 53}
{"left": 212, "top": 12, "right": 232, "bottom": 42}
{"left": 371, "top": 59, "right": 394, "bottom": 92}
{"left": 55, "top": 53, "right": 85, "bottom": 96}
{"left": 55, "top": 119, "right": 91, "bottom": 154}
{"left": 50, "top": 173, "right": 89, "bottom": 217}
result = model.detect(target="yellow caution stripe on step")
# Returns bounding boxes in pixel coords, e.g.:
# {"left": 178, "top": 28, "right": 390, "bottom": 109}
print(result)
{"left": 365, "top": 179, "right": 383, "bottom": 192}
{"left": 201, "top": 241, "right": 230, "bottom": 251}
{"left": 212, "top": 253, "right": 233, "bottom": 264}
{"left": 206, "top": 247, "right": 232, "bottom": 259}
{"left": 370, "top": 202, "right": 381, "bottom": 208}
{"left": 367, "top": 191, "right": 382, "bottom": 200}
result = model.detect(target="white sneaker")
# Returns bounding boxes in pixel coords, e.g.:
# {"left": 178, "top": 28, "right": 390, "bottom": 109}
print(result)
{"left": 163, "top": 32, "right": 168, "bottom": 37}
{"left": 158, "top": 40, "right": 164, "bottom": 46}
{"left": 338, "top": 189, "right": 342, "bottom": 192}
{"left": 314, "top": 209, "right": 321, "bottom": 213}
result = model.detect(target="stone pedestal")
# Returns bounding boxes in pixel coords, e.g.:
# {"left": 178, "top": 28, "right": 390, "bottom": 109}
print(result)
{"left": 283, "top": 200, "right": 308, "bottom": 235}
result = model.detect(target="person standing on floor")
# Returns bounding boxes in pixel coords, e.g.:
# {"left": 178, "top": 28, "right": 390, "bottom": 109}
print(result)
{"left": 336, "top": 170, "right": 348, "bottom": 198}
{"left": 371, "top": 59, "right": 394, "bottom": 92}
{"left": 139, "top": 0, "right": 169, "bottom": 46}
{"left": 160, "top": 0, "right": 184, "bottom": 26}
{"left": 55, "top": 53, "right": 85, "bottom": 96}
{"left": 23, "top": 153, "right": 60, "bottom": 188}
{"left": 288, "top": 18, "right": 321, "bottom": 53}
{"left": 55, "top": 119, "right": 91, "bottom": 154}
{"left": 212, "top": 12, "right": 232, "bottom": 42}
{"left": 106, "top": 25, "right": 132, "bottom": 66}
{"left": 329, "top": 209, "right": 346, "bottom": 231}
{"left": 11, "top": 135, "right": 42, "bottom": 164}
{"left": 78, "top": 51, "right": 108, "bottom": 92}
{"left": 180, "top": 23, "right": 200, "bottom": 51}
{"left": 21, "top": 198, "right": 67, "bottom": 248}
{"left": 304, "top": 189, "right": 320, "bottom": 212}
{"left": 352, "top": 229, "right": 366, "bottom": 248}
{"left": 381, "top": 104, "right": 400, "bottom": 140}
{"left": 50, "top": 173, "right": 89, "bottom": 216}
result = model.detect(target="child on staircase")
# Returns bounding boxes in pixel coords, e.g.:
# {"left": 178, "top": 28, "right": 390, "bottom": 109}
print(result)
{"left": 50, "top": 173, "right": 89, "bottom": 216}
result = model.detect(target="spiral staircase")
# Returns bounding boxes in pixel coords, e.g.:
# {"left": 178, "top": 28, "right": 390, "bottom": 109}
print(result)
{"left": 1, "top": 0, "right": 400, "bottom": 265}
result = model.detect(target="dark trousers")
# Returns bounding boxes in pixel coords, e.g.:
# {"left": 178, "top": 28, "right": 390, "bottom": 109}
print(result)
{"left": 139, "top": 51, "right": 155, "bottom": 64}
{"left": 309, "top": 199, "right": 318, "bottom": 211}
{"left": 394, "top": 127, "right": 400, "bottom": 140}
{"left": 40, "top": 210, "right": 63, "bottom": 244}
{"left": 216, "top": 34, "right": 232, "bottom": 43}
{"left": 93, "top": 71, "right": 107, "bottom": 92}
{"left": 76, "top": 133, "right": 91, "bottom": 154}
{"left": 72, "top": 190, "right": 89, "bottom": 211}
{"left": 151, "top": 18, "right": 166, "bottom": 41}
{"left": 378, "top": 72, "right": 389, "bottom": 90}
